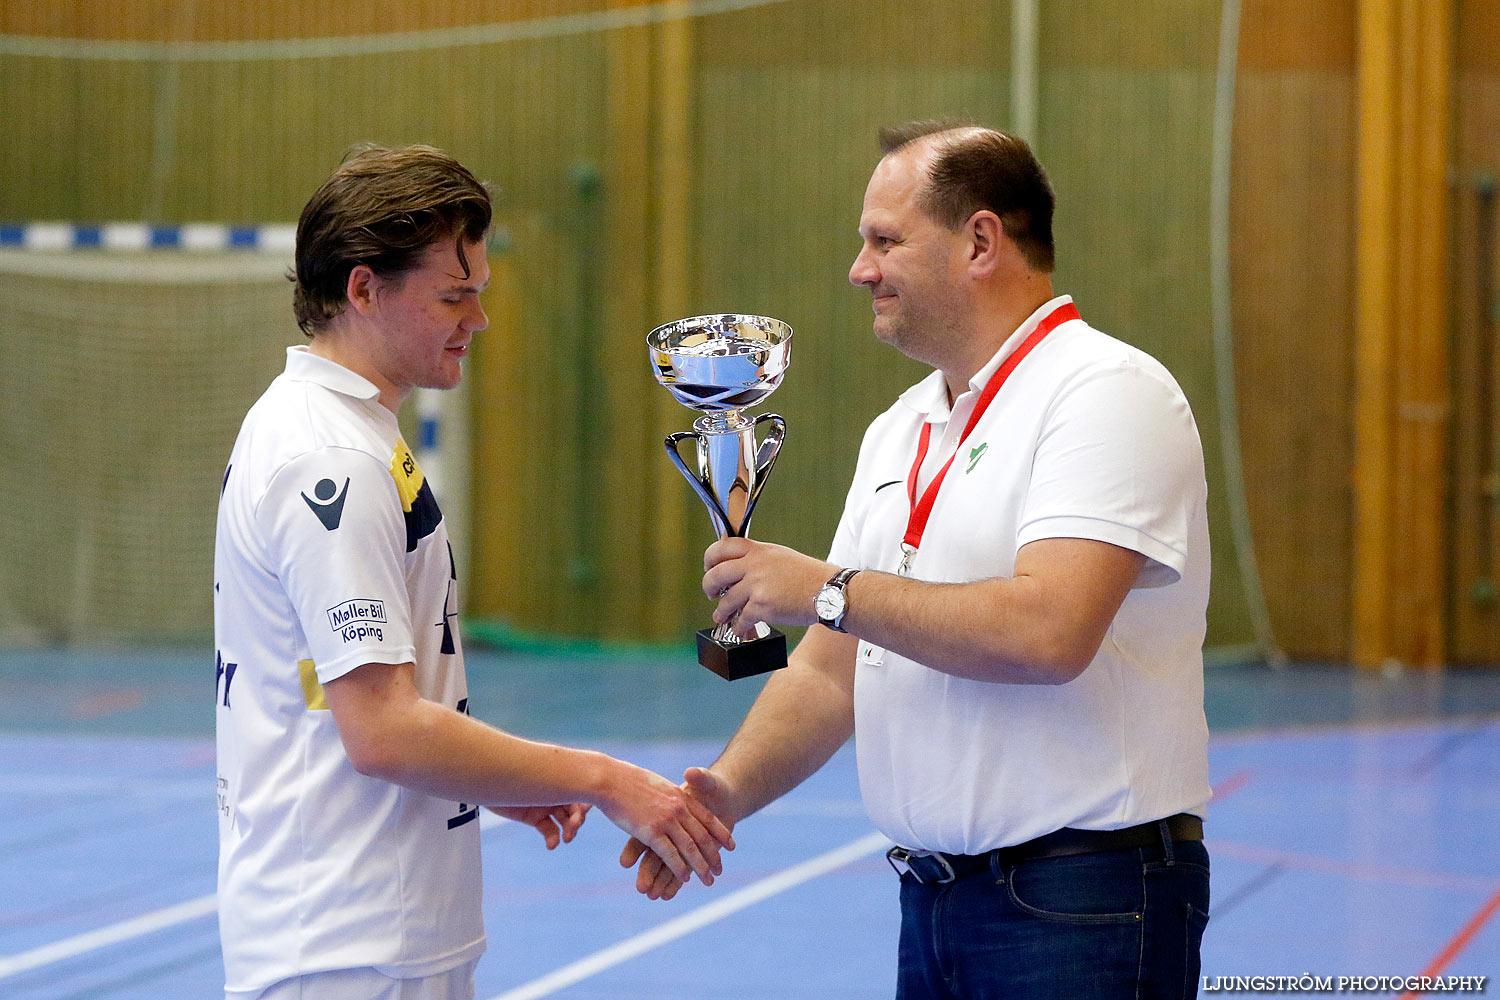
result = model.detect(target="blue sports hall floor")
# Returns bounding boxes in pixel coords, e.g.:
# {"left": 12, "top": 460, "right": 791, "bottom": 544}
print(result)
{"left": 1, "top": 644, "right": 1497, "bottom": 999}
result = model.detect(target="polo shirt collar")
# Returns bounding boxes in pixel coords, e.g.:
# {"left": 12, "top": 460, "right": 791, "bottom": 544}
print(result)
{"left": 283, "top": 345, "right": 382, "bottom": 401}
{"left": 897, "top": 368, "right": 953, "bottom": 422}
{"left": 897, "top": 294, "right": 1076, "bottom": 423}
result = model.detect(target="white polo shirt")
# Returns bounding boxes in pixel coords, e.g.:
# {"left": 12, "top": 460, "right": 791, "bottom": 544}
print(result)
{"left": 828, "top": 296, "right": 1212, "bottom": 854}
{"left": 214, "top": 347, "right": 483, "bottom": 993}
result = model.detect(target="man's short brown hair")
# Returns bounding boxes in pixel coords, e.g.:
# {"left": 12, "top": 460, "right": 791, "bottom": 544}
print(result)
{"left": 292, "top": 144, "right": 492, "bottom": 334}
{"left": 878, "top": 120, "right": 1055, "bottom": 273}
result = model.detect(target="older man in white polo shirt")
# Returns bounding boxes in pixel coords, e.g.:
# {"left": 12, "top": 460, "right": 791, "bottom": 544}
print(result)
{"left": 623, "top": 121, "right": 1213, "bottom": 999}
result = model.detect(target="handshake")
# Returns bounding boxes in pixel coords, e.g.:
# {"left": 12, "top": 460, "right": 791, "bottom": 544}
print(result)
{"left": 493, "top": 762, "right": 736, "bottom": 901}
{"left": 486, "top": 536, "right": 824, "bottom": 897}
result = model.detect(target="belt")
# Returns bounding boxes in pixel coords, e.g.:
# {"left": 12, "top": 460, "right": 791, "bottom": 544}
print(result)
{"left": 886, "top": 813, "right": 1204, "bottom": 885}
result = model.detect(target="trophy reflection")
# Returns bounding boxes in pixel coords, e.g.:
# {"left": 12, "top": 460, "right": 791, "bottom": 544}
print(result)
{"left": 648, "top": 314, "right": 792, "bottom": 680}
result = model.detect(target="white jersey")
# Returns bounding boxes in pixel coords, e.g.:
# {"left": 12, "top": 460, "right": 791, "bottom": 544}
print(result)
{"left": 214, "top": 347, "right": 483, "bottom": 992}
{"left": 829, "top": 296, "right": 1213, "bottom": 855}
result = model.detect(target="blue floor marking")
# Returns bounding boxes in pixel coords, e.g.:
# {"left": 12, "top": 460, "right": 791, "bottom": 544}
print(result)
{"left": 1200, "top": 719, "right": 1500, "bottom": 984}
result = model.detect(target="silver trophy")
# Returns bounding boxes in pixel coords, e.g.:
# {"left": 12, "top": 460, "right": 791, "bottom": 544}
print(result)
{"left": 648, "top": 313, "right": 792, "bottom": 680}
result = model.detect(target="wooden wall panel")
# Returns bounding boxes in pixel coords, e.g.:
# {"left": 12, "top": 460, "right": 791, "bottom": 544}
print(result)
{"left": 1350, "top": 0, "right": 1452, "bottom": 667}
{"left": 1457, "top": 0, "right": 1500, "bottom": 73}
{"left": 1238, "top": 0, "right": 1356, "bottom": 69}
{"left": 1231, "top": 71, "right": 1357, "bottom": 659}
{"left": 646, "top": 6, "right": 695, "bottom": 631}
{"left": 1226, "top": 0, "right": 1358, "bottom": 660}
{"left": 591, "top": 15, "right": 656, "bottom": 638}
{"left": 1447, "top": 0, "right": 1500, "bottom": 661}
{"left": 468, "top": 256, "right": 540, "bottom": 626}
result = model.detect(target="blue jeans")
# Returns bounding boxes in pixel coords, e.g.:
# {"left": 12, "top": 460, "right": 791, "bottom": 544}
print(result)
{"left": 895, "top": 837, "right": 1210, "bottom": 999}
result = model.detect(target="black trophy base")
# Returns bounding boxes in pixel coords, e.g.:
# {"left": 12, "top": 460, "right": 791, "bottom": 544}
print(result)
{"left": 696, "top": 626, "right": 788, "bottom": 680}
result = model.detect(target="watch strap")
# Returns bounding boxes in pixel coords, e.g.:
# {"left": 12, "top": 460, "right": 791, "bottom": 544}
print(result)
{"left": 818, "top": 568, "right": 861, "bottom": 632}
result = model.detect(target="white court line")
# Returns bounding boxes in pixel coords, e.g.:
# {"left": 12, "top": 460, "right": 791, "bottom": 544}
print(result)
{"left": 0, "top": 811, "right": 516, "bottom": 981}
{"left": 0, "top": 895, "right": 218, "bottom": 980}
{"left": 0, "top": 0, "right": 792, "bottom": 62}
{"left": 489, "top": 830, "right": 890, "bottom": 1000}
{"left": 0, "top": 821, "right": 884, "bottom": 989}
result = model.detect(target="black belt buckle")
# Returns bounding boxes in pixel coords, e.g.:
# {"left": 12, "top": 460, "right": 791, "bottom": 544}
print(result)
{"left": 886, "top": 846, "right": 958, "bottom": 885}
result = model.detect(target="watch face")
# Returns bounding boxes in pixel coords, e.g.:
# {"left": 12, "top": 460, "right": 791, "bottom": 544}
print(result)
{"left": 815, "top": 587, "right": 844, "bottom": 621}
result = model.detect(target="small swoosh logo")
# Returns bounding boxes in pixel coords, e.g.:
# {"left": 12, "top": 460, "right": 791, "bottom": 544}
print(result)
{"left": 874, "top": 480, "right": 902, "bottom": 493}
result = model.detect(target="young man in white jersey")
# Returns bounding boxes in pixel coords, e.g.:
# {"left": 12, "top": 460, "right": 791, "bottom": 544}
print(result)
{"left": 622, "top": 123, "right": 1213, "bottom": 998}
{"left": 215, "top": 145, "right": 733, "bottom": 1000}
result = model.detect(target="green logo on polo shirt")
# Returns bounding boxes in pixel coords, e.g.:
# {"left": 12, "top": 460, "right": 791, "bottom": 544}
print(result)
{"left": 965, "top": 442, "right": 988, "bottom": 474}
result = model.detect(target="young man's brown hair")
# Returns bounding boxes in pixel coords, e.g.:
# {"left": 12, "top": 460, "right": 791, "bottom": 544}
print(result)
{"left": 292, "top": 144, "right": 492, "bottom": 334}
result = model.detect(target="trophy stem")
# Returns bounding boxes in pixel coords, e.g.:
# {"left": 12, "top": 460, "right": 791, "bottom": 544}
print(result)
{"left": 694, "top": 411, "right": 753, "bottom": 436}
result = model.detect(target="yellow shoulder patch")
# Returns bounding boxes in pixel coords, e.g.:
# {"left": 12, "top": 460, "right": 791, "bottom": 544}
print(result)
{"left": 388, "top": 438, "right": 426, "bottom": 514}
{"left": 298, "top": 658, "right": 329, "bottom": 711}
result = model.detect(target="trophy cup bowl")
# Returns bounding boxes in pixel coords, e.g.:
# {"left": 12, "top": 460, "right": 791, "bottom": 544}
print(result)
{"left": 648, "top": 314, "right": 793, "bottom": 680}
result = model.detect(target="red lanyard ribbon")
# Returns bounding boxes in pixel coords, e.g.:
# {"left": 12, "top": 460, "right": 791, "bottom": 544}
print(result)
{"left": 901, "top": 301, "right": 1080, "bottom": 563}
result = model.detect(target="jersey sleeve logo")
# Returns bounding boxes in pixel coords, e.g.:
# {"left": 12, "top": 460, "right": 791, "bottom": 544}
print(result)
{"left": 301, "top": 477, "right": 351, "bottom": 530}
{"left": 389, "top": 438, "right": 442, "bottom": 552}
{"left": 328, "top": 598, "right": 387, "bottom": 644}
{"left": 327, "top": 598, "right": 387, "bottom": 631}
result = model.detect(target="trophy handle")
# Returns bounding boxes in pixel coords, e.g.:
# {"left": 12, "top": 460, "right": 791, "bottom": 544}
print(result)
{"left": 664, "top": 431, "right": 732, "bottom": 538}
{"left": 739, "top": 413, "right": 785, "bottom": 535}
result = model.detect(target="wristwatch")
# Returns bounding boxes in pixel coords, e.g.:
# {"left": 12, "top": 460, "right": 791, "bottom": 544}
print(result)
{"left": 814, "top": 568, "right": 861, "bottom": 633}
